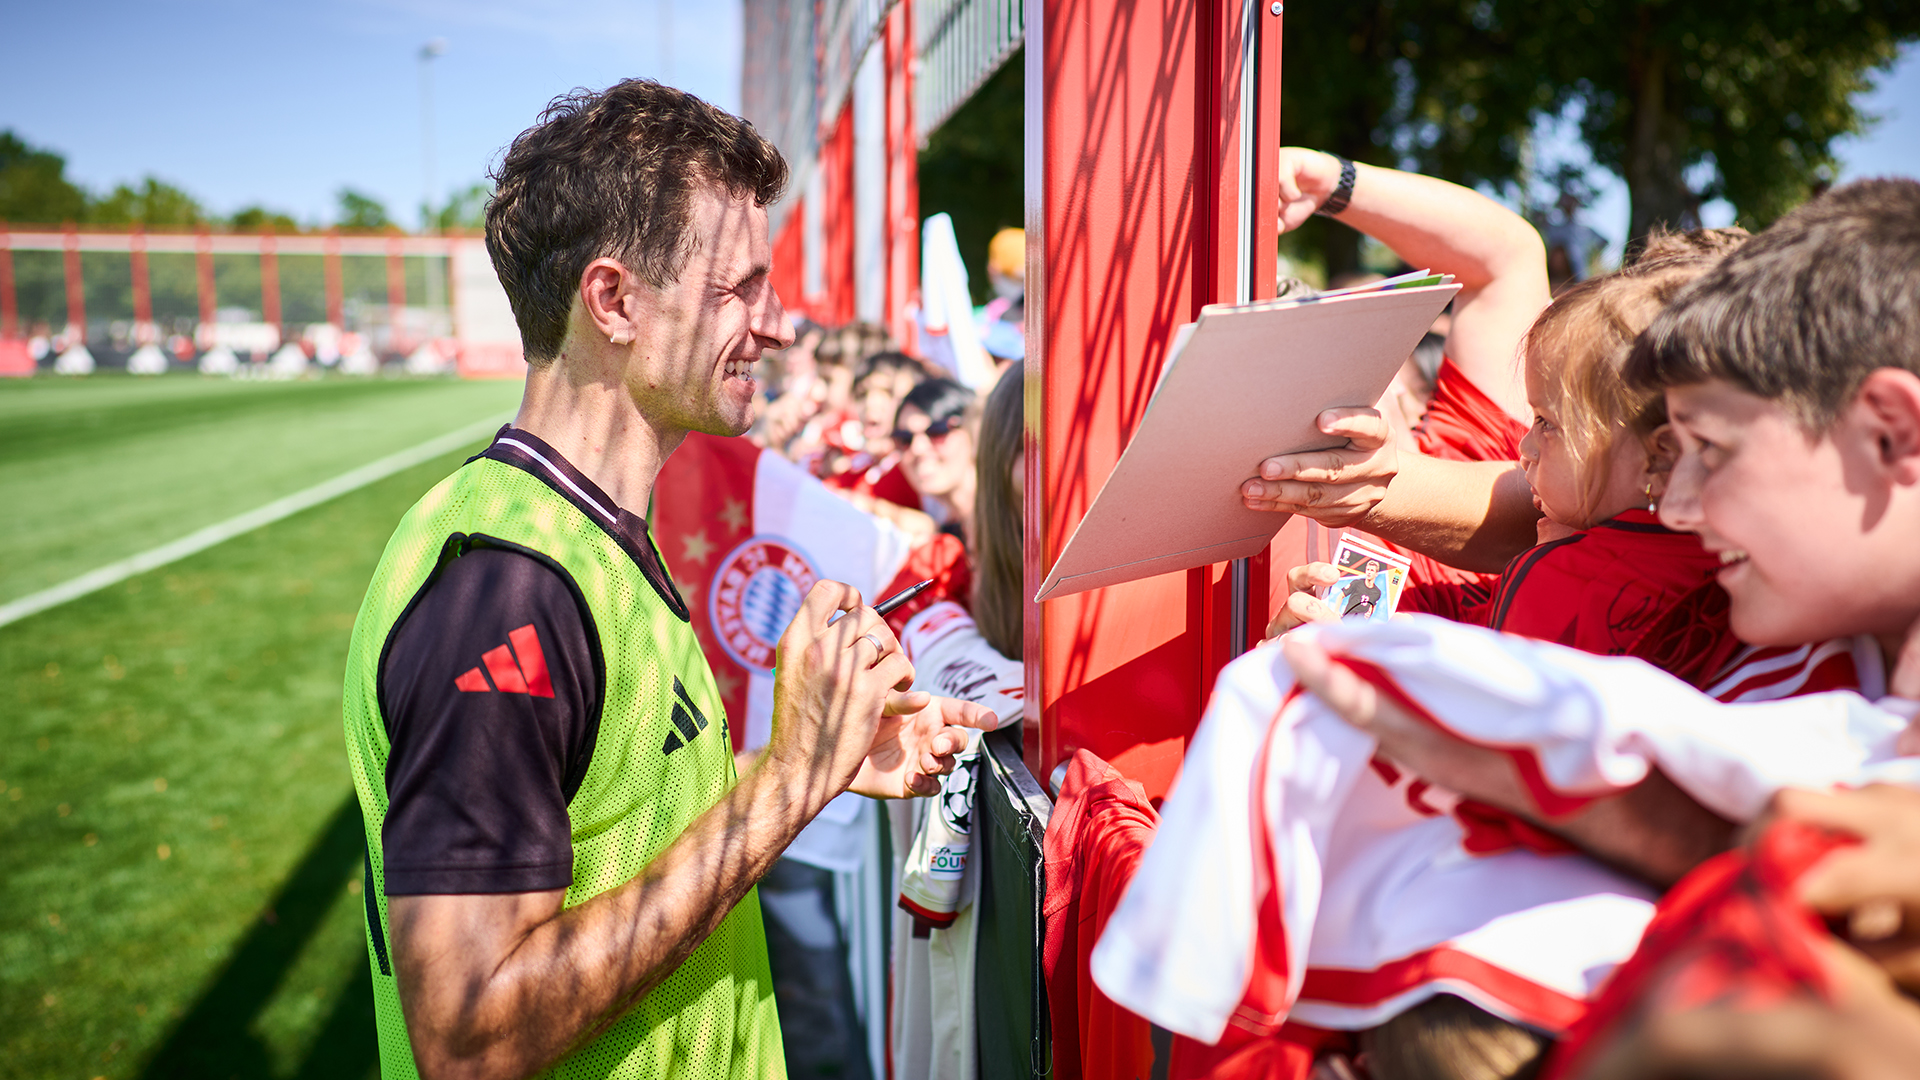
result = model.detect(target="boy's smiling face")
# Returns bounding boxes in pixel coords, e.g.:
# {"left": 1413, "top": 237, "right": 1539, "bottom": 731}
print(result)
{"left": 1660, "top": 375, "right": 1920, "bottom": 650}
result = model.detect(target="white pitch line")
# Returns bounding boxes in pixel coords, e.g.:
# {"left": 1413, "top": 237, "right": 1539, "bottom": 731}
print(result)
{"left": 0, "top": 411, "right": 515, "bottom": 630}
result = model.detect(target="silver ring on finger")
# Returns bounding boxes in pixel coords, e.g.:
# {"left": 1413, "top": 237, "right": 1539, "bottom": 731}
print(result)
{"left": 860, "top": 631, "right": 888, "bottom": 659}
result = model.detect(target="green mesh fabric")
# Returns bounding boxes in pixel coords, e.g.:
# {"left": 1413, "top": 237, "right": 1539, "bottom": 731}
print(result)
{"left": 342, "top": 457, "right": 784, "bottom": 1079}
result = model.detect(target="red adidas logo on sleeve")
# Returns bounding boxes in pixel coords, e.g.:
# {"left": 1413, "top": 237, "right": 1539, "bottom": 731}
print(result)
{"left": 453, "top": 624, "right": 555, "bottom": 698}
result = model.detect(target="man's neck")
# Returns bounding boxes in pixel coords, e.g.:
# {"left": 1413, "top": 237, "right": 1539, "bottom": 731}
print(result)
{"left": 513, "top": 359, "right": 684, "bottom": 514}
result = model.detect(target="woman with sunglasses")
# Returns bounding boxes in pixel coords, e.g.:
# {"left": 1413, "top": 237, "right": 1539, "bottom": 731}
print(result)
{"left": 892, "top": 377, "right": 980, "bottom": 548}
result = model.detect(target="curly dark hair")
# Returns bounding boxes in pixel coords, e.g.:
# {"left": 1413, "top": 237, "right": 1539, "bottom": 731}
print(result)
{"left": 485, "top": 79, "right": 789, "bottom": 363}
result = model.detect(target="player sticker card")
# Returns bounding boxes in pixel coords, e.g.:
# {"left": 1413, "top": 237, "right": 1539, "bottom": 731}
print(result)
{"left": 1321, "top": 535, "right": 1411, "bottom": 623}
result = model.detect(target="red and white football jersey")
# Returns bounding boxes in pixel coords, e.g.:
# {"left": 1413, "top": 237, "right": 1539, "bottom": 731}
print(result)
{"left": 1091, "top": 615, "right": 1917, "bottom": 1045}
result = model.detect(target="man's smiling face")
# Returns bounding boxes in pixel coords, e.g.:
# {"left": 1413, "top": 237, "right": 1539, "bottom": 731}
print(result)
{"left": 624, "top": 182, "right": 793, "bottom": 439}
{"left": 1659, "top": 377, "right": 1916, "bottom": 647}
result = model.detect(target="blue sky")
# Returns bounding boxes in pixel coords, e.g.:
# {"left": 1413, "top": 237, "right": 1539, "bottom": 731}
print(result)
{"left": 0, "top": 0, "right": 740, "bottom": 227}
{"left": 1, "top": 2, "right": 1914, "bottom": 242}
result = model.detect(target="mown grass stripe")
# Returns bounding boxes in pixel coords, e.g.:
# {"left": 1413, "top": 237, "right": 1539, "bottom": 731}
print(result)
{"left": 0, "top": 411, "right": 512, "bottom": 629}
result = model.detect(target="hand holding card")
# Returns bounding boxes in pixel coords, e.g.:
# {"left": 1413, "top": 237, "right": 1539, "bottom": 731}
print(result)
{"left": 1320, "top": 535, "right": 1412, "bottom": 623}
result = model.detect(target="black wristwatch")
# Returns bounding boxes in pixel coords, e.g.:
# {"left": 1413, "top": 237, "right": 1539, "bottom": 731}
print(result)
{"left": 1315, "top": 155, "right": 1357, "bottom": 218}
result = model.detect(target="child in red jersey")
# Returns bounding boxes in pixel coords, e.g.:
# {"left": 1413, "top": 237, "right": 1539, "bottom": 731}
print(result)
{"left": 1274, "top": 230, "right": 1778, "bottom": 689}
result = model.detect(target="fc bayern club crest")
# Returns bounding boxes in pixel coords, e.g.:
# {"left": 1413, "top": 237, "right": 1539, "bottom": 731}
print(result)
{"left": 709, "top": 535, "right": 820, "bottom": 671}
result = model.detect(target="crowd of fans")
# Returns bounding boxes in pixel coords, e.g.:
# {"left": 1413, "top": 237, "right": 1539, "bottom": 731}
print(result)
{"left": 745, "top": 315, "right": 1020, "bottom": 561}
{"left": 741, "top": 147, "right": 1920, "bottom": 1080}
{"left": 1231, "top": 149, "right": 1920, "bottom": 1080}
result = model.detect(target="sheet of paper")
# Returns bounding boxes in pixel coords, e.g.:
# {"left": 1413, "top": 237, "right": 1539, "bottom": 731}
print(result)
{"left": 1035, "top": 282, "right": 1460, "bottom": 602}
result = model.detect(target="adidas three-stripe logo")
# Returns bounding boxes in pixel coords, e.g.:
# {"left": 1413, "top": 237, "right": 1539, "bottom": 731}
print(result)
{"left": 453, "top": 624, "right": 555, "bottom": 697}
{"left": 661, "top": 677, "right": 709, "bottom": 756}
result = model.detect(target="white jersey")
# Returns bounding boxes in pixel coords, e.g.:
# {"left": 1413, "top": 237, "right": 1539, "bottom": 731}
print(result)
{"left": 1091, "top": 615, "right": 1917, "bottom": 1044}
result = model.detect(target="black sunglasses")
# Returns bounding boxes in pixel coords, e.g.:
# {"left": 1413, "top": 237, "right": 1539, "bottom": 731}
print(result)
{"left": 891, "top": 417, "right": 959, "bottom": 445}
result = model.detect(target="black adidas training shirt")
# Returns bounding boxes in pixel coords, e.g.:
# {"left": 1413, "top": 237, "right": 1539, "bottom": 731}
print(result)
{"left": 377, "top": 428, "right": 685, "bottom": 897}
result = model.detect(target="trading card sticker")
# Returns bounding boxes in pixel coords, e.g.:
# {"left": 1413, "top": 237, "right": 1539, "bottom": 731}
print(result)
{"left": 1322, "top": 536, "right": 1410, "bottom": 623}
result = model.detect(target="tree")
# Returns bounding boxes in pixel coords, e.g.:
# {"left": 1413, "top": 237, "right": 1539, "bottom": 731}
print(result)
{"left": 1278, "top": 1, "right": 1919, "bottom": 272}
{"left": 228, "top": 205, "right": 301, "bottom": 233}
{"left": 336, "top": 188, "right": 391, "bottom": 230}
{"left": 429, "top": 183, "right": 491, "bottom": 231}
{"left": 91, "top": 177, "right": 205, "bottom": 226}
{"left": 1440, "top": 0, "right": 1920, "bottom": 240}
{"left": 0, "top": 129, "right": 89, "bottom": 224}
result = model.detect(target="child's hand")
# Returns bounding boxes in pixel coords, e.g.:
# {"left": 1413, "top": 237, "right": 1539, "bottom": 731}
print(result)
{"left": 1264, "top": 562, "right": 1341, "bottom": 640}
{"left": 1276, "top": 148, "right": 1347, "bottom": 233}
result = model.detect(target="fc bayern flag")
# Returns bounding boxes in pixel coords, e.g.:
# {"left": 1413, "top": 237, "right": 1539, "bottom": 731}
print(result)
{"left": 652, "top": 433, "right": 917, "bottom": 751}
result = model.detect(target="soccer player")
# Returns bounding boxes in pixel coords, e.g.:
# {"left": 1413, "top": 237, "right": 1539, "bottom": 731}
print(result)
{"left": 340, "top": 81, "right": 994, "bottom": 1080}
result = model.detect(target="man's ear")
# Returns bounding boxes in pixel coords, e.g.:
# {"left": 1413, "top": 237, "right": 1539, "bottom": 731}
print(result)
{"left": 1858, "top": 368, "right": 1920, "bottom": 484}
{"left": 578, "top": 258, "right": 637, "bottom": 346}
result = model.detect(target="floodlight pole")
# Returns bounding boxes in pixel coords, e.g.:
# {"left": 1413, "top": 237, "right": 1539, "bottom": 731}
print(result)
{"left": 419, "top": 39, "right": 448, "bottom": 323}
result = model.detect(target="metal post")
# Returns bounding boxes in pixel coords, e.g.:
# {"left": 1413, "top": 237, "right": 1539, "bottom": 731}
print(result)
{"left": 419, "top": 39, "right": 448, "bottom": 321}
{"left": 324, "top": 229, "right": 344, "bottom": 329}
{"left": 62, "top": 223, "right": 85, "bottom": 341}
{"left": 659, "top": 0, "right": 674, "bottom": 85}
{"left": 1227, "top": 0, "right": 1261, "bottom": 658}
{"left": 386, "top": 235, "right": 408, "bottom": 350}
{"left": 0, "top": 224, "right": 18, "bottom": 340}
{"left": 195, "top": 227, "right": 217, "bottom": 329}
{"left": 130, "top": 227, "right": 153, "bottom": 333}
{"left": 259, "top": 229, "right": 282, "bottom": 332}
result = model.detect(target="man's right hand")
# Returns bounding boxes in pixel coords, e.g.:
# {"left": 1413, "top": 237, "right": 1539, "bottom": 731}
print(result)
{"left": 1242, "top": 407, "right": 1399, "bottom": 528}
{"left": 764, "top": 581, "right": 917, "bottom": 814}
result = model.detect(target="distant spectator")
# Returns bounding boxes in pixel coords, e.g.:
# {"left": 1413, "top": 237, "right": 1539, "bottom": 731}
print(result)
{"left": 751, "top": 318, "right": 823, "bottom": 452}
{"left": 853, "top": 350, "right": 931, "bottom": 454}
{"left": 1545, "top": 189, "right": 1607, "bottom": 293}
{"left": 894, "top": 377, "right": 979, "bottom": 546}
{"left": 787, "top": 321, "right": 889, "bottom": 468}
{"left": 980, "top": 227, "right": 1026, "bottom": 363}
{"left": 818, "top": 350, "right": 927, "bottom": 509}
{"left": 971, "top": 363, "right": 1026, "bottom": 658}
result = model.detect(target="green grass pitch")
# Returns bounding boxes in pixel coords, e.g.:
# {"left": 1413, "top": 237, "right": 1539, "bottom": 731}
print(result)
{"left": 0, "top": 373, "right": 523, "bottom": 1079}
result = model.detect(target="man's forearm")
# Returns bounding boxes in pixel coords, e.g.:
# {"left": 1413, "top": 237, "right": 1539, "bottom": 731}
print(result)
{"left": 393, "top": 756, "right": 828, "bottom": 1080}
{"left": 1540, "top": 769, "right": 1735, "bottom": 889}
{"left": 1360, "top": 455, "right": 1537, "bottom": 574}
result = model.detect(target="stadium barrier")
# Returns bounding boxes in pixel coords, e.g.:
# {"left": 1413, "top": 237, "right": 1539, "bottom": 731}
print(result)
{"left": 0, "top": 223, "right": 525, "bottom": 379}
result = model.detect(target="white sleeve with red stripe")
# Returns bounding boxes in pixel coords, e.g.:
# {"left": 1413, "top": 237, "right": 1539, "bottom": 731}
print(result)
{"left": 1092, "top": 617, "right": 1920, "bottom": 1044}
{"left": 1090, "top": 644, "right": 1367, "bottom": 1042}
{"left": 899, "top": 601, "right": 1025, "bottom": 730}
{"left": 1306, "top": 617, "right": 1915, "bottom": 821}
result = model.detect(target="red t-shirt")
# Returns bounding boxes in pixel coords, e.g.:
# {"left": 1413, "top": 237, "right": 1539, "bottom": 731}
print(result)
{"left": 1043, "top": 750, "right": 1163, "bottom": 1080}
{"left": 1402, "top": 509, "right": 1744, "bottom": 687}
{"left": 1413, "top": 357, "right": 1528, "bottom": 464}
{"left": 1393, "top": 358, "right": 1530, "bottom": 592}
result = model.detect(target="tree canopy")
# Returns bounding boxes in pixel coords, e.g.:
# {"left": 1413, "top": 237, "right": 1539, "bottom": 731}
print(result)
{"left": 90, "top": 178, "right": 206, "bottom": 227}
{"left": 1281, "top": 1, "right": 1920, "bottom": 272}
{"left": 0, "top": 130, "right": 476, "bottom": 235}
{"left": 0, "top": 131, "right": 89, "bottom": 224}
{"left": 335, "top": 189, "right": 391, "bottom": 231}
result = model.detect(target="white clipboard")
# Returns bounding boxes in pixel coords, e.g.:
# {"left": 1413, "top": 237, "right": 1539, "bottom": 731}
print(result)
{"left": 1035, "top": 279, "right": 1461, "bottom": 602}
